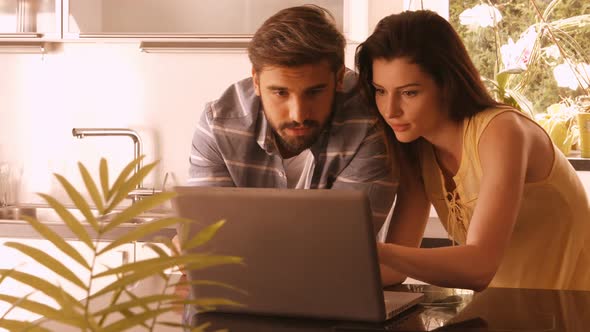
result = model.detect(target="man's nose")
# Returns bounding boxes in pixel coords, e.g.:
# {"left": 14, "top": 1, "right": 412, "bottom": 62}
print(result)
{"left": 288, "top": 97, "right": 309, "bottom": 124}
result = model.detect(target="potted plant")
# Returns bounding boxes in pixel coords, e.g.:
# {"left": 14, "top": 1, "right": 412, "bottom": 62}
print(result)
{"left": 454, "top": 0, "right": 590, "bottom": 155}
{"left": 0, "top": 157, "right": 242, "bottom": 331}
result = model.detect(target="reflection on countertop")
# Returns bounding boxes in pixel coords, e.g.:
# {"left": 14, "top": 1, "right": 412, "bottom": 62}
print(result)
{"left": 191, "top": 284, "right": 590, "bottom": 332}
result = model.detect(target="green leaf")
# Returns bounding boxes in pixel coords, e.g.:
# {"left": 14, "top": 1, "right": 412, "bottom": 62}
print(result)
{"left": 0, "top": 290, "right": 34, "bottom": 321}
{"left": 99, "top": 217, "right": 190, "bottom": 255}
{"left": 495, "top": 68, "right": 524, "bottom": 91}
{"left": 140, "top": 243, "right": 171, "bottom": 278}
{"left": 91, "top": 254, "right": 242, "bottom": 299}
{"left": 95, "top": 254, "right": 242, "bottom": 279}
{"left": 0, "top": 267, "right": 16, "bottom": 285}
{"left": 506, "top": 88, "right": 535, "bottom": 118}
{"left": 21, "top": 215, "right": 91, "bottom": 270}
{"left": 143, "top": 242, "right": 170, "bottom": 258}
{"left": 101, "top": 308, "right": 170, "bottom": 332}
{"left": 99, "top": 158, "right": 110, "bottom": 201}
{"left": 92, "top": 294, "right": 179, "bottom": 317}
{"left": 4, "top": 242, "right": 88, "bottom": 291}
{"left": 101, "top": 191, "right": 178, "bottom": 234}
{"left": 78, "top": 162, "right": 105, "bottom": 215}
{"left": 0, "top": 294, "right": 88, "bottom": 328}
{"left": 105, "top": 160, "right": 157, "bottom": 215}
{"left": 37, "top": 193, "right": 95, "bottom": 250}
{"left": 152, "top": 235, "right": 181, "bottom": 256}
{"left": 0, "top": 319, "right": 51, "bottom": 332}
{"left": 0, "top": 269, "right": 83, "bottom": 310}
{"left": 107, "top": 156, "right": 145, "bottom": 202}
{"left": 98, "top": 285, "right": 125, "bottom": 326}
{"left": 182, "top": 220, "right": 226, "bottom": 251}
{"left": 53, "top": 173, "right": 100, "bottom": 233}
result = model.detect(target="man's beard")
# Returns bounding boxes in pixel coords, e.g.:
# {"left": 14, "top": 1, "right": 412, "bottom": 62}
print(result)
{"left": 274, "top": 120, "right": 323, "bottom": 156}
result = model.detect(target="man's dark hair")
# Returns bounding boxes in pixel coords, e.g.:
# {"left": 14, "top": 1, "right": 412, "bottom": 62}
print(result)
{"left": 248, "top": 5, "right": 345, "bottom": 73}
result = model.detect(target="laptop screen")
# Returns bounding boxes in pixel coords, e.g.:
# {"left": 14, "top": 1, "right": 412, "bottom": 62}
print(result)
{"left": 172, "top": 187, "right": 387, "bottom": 321}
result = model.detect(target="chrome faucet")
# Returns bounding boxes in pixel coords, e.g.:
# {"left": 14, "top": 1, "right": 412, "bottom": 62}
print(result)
{"left": 72, "top": 128, "right": 153, "bottom": 202}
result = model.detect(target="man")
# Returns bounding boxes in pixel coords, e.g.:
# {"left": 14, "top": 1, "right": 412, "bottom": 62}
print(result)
{"left": 188, "top": 5, "right": 397, "bottom": 232}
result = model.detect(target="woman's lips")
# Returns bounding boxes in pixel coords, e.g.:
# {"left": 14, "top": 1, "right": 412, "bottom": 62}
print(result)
{"left": 390, "top": 123, "right": 411, "bottom": 132}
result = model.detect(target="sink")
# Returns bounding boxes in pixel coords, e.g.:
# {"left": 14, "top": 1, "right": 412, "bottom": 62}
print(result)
{"left": 0, "top": 205, "right": 159, "bottom": 224}
{"left": 0, "top": 205, "right": 176, "bottom": 241}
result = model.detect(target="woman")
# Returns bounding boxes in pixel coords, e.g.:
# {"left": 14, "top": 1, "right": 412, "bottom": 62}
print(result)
{"left": 356, "top": 10, "right": 590, "bottom": 291}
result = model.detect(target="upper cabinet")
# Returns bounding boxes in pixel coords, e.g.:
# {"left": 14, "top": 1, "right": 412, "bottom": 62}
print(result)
{"left": 2, "top": 0, "right": 414, "bottom": 53}
{"left": 64, "top": 0, "right": 344, "bottom": 38}
{"left": 0, "top": 0, "right": 60, "bottom": 38}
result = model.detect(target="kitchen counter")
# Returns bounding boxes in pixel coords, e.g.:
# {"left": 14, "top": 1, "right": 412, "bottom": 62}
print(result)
{"left": 22, "top": 273, "right": 590, "bottom": 331}
{"left": 0, "top": 204, "right": 176, "bottom": 241}
{"left": 568, "top": 150, "right": 590, "bottom": 171}
{"left": 190, "top": 285, "right": 590, "bottom": 331}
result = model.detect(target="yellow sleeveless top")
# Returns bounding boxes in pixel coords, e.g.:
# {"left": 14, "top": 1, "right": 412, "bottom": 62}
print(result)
{"left": 419, "top": 108, "right": 590, "bottom": 290}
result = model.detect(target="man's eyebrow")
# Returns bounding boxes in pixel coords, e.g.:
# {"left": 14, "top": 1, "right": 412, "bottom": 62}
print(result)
{"left": 266, "top": 85, "right": 287, "bottom": 91}
{"left": 305, "top": 83, "right": 328, "bottom": 90}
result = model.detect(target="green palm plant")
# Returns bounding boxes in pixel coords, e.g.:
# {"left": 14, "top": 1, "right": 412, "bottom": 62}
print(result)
{"left": 456, "top": 0, "right": 590, "bottom": 116}
{"left": 0, "top": 157, "right": 242, "bottom": 331}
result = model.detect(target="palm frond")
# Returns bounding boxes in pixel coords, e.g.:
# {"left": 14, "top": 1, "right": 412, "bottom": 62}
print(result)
{"left": 4, "top": 242, "right": 88, "bottom": 291}
{"left": 0, "top": 294, "right": 88, "bottom": 328}
{"left": 101, "top": 191, "right": 177, "bottom": 234}
{"left": 37, "top": 193, "right": 95, "bottom": 248}
{"left": 182, "top": 220, "right": 226, "bottom": 251}
{"left": 99, "top": 217, "right": 190, "bottom": 254}
{"left": 91, "top": 254, "right": 242, "bottom": 299}
{"left": 104, "top": 161, "right": 157, "bottom": 214}
{"left": 106, "top": 156, "right": 144, "bottom": 202}
{"left": 78, "top": 162, "right": 105, "bottom": 215}
{"left": 99, "top": 158, "right": 109, "bottom": 201}
{"left": 0, "top": 319, "right": 52, "bottom": 332}
{"left": 0, "top": 269, "right": 83, "bottom": 310}
{"left": 53, "top": 174, "right": 99, "bottom": 232}
{"left": 0, "top": 158, "right": 240, "bottom": 330}
{"left": 21, "top": 216, "right": 91, "bottom": 270}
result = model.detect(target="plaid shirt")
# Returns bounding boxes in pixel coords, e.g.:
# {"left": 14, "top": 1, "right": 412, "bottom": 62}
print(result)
{"left": 188, "top": 71, "right": 398, "bottom": 231}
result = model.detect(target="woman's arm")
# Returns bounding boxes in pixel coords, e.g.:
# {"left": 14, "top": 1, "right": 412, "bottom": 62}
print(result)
{"left": 380, "top": 143, "right": 431, "bottom": 286}
{"left": 380, "top": 112, "right": 530, "bottom": 291}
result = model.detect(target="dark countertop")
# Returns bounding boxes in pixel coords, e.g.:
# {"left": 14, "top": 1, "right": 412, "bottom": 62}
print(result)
{"left": 569, "top": 157, "right": 590, "bottom": 171}
{"left": 568, "top": 151, "right": 590, "bottom": 171}
{"left": 192, "top": 284, "right": 590, "bottom": 332}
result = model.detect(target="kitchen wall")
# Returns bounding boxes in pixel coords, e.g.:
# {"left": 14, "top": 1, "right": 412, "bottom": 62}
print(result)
{"left": 1, "top": 0, "right": 588, "bottom": 206}
{"left": 0, "top": 43, "right": 253, "bottom": 203}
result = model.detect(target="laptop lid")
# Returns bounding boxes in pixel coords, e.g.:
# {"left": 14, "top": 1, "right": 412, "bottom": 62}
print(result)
{"left": 172, "top": 187, "right": 418, "bottom": 322}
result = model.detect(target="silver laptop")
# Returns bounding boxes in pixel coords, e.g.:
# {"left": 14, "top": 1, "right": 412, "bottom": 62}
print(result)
{"left": 172, "top": 187, "right": 423, "bottom": 322}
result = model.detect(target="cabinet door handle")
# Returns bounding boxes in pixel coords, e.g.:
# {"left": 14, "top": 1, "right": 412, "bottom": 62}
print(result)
{"left": 119, "top": 250, "right": 129, "bottom": 265}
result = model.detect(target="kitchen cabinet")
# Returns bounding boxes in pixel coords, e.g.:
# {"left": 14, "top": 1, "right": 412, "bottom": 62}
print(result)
{"left": 0, "top": 0, "right": 60, "bottom": 38}
{"left": 2, "top": 0, "right": 382, "bottom": 53}
{"left": 0, "top": 0, "right": 60, "bottom": 53}
{"left": 63, "top": 0, "right": 344, "bottom": 38}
